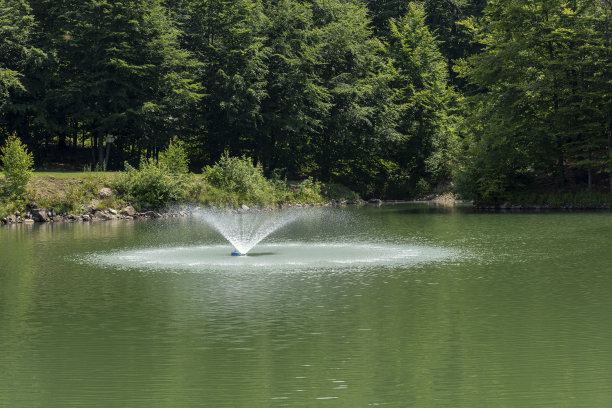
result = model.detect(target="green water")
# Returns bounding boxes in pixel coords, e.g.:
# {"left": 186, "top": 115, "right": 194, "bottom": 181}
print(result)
{"left": 1, "top": 205, "right": 611, "bottom": 407}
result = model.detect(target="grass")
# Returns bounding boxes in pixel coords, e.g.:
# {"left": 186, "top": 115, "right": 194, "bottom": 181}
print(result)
{"left": 32, "top": 171, "right": 117, "bottom": 179}
{"left": 2, "top": 155, "right": 359, "bottom": 218}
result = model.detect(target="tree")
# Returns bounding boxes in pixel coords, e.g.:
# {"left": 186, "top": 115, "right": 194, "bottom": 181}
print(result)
{"left": 176, "top": 0, "right": 268, "bottom": 164}
{"left": 311, "top": 0, "right": 396, "bottom": 195}
{"left": 0, "top": 0, "right": 41, "bottom": 106}
{"left": 37, "top": 0, "right": 201, "bottom": 169}
{"left": 0, "top": 0, "right": 46, "bottom": 145}
{"left": 455, "top": 0, "right": 612, "bottom": 201}
{"left": 385, "top": 3, "right": 457, "bottom": 196}
{"left": 258, "top": 0, "right": 329, "bottom": 175}
{"left": 0, "top": 134, "right": 34, "bottom": 200}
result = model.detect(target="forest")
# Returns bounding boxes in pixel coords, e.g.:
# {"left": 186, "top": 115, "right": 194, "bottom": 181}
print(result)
{"left": 0, "top": 0, "right": 610, "bottom": 202}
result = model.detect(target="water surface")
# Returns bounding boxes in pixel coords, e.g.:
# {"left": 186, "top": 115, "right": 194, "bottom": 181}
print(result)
{"left": 1, "top": 204, "right": 611, "bottom": 407}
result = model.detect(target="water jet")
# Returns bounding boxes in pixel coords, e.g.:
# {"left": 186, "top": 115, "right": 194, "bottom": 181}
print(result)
{"left": 83, "top": 207, "right": 458, "bottom": 272}
{"left": 198, "top": 208, "right": 303, "bottom": 255}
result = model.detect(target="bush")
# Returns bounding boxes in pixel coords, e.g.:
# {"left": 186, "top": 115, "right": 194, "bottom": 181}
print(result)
{"left": 0, "top": 135, "right": 34, "bottom": 200}
{"left": 321, "top": 183, "right": 360, "bottom": 201}
{"left": 114, "top": 159, "right": 186, "bottom": 210}
{"left": 159, "top": 138, "right": 189, "bottom": 174}
{"left": 287, "top": 177, "right": 324, "bottom": 203}
{"left": 203, "top": 152, "right": 276, "bottom": 205}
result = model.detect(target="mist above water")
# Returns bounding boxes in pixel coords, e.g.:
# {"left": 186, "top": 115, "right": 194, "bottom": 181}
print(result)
{"left": 196, "top": 208, "right": 305, "bottom": 255}
{"left": 82, "top": 206, "right": 459, "bottom": 272}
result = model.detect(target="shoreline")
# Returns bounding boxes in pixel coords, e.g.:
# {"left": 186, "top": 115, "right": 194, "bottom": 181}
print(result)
{"left": 2, "top": 195, "right": 611, "bottom": 227}
{"left": 0, "top": 199, "right": 371, "bottom": 226}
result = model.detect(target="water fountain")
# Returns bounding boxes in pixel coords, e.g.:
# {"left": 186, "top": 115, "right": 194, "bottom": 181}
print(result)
{"left": 83, "top": 207, "right": 458, "bottom": 272}
{"left": 197, "top": 208, "right": 303, "bottom": 256}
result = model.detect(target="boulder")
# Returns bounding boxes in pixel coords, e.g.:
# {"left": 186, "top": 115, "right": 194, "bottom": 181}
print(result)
{"left": 98, "top": 213, "right": 115, "bottom": 221}
{"left": 241, "top": 204, "right": 250, "bottom": 211}
{"left": 120, "top": 205, "right": 136, "bottom": 216}
{"left": 109, "top": 209, "right": 118, "bottom": 215}
{"left": 98, "top": 187, "right": 112, "bottom": 198}
{"left": 31, "top": 208, "right": 50, "bottom": 222}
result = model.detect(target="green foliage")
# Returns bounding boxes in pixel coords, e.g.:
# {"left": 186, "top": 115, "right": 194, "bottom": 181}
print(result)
{"left": 0, "top": 199, "right": 22, "bottom": 218}
{"left": 203, "top": 152, "right": 276, "bottom": 205}
{"left": 159, "top": 138, "right": 189, "bottom": 174}
{"left": 384, "top": 3, "right": 459, "bottom": 196}
{"left": 2, "top": 0, "right": 608, "bottom": 201}
{"left": 456, "top": 0, "right": 612, "bottom": 200}
{"left": 320, "top": 183, "right": 360, "bottom": 201}
{"left": 0, "top": 135, "right": 34, "bottom": 200}
{"left": 114, "top": 159, "right": 186, "bottom": 210}
{"left": 0, "top": 0, "right": 42, "bottom": 106}
{"left": 27, "top": 176, "right": 111, "bottom": 214}
{"left": 286, "top": 178, "right": 324, "bottom": 203}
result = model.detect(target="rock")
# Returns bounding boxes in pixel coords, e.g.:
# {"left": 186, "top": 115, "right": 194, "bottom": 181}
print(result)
{"left": 1, "top": 218, "right": 6, "bottom": 225}
{"left": 144, "top": 211, "right": 161, "bottom": 218}
{"left": 98, "top": 187, "right": 112, "bottom": 198}
{"left": 120, "top": 206, "right": 136, "bottom": 216}
{"left": 241, "top": 204, "right": 250, "bottom": 211}
{"left": 14, "top": 211, "right": 20, "bottom": 217}
{"left": 23, "top": 219, "right": 34, "bottom": 224}
{"left": 109, "top": 209, "right": 118, "bottom": 215}
{"left": 31, "top": 208, "right": 50, "bottom": 222}
{"left": 368, "top": 198, "right": 383, "bottom": 206}
{"left": 82, "top": 214, "right": 91, "bottom": 222}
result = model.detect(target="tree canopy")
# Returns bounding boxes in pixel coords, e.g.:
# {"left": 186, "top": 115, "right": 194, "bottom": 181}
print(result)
{"left": 0, "top": 0, "right": 610, "bottom": 199}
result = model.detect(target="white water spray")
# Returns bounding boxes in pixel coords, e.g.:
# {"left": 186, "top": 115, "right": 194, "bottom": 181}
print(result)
{"left": 198, "top": 208, "right": 303, "bottom": 255}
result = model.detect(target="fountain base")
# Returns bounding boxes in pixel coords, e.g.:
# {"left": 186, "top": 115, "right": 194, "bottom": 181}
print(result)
{"left": 231, "top": 250, "right": 246, "bottom": 257}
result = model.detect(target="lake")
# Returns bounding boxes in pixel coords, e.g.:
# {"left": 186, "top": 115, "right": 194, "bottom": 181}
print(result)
{"left": 1, "top": 204, "right": 611, "bottom": 407}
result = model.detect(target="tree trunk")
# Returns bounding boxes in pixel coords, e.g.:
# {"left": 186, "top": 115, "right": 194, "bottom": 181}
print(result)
{"left": 104, "top": 139, "right": 112, "bottom": 170}
{"left": 58, "top": 132, "right": 67, "bottom": 149}
{"left": 587, "top": 149, "right": 593, "bottom": 194}
{"left": 608, "top": 127, "right": 612, "bottom": 192}
{"left": 91, "top": 132, "right": 97, "bottom": 166}
{"left": 72, "top": 121, "right": 78, "bottom": 148}
{"left": 558, "top": 150, "right": 566, "bottom": 186}
{"left": 98, "top": 132, "right": 105, "bottom": 170}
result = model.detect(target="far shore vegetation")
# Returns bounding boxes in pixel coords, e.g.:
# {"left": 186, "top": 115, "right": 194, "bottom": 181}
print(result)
{"left": 1, "top": 136, "right": 362, "bottom": 218}
{"left": 1, "top": 0, "right": 611, "bottom": 218}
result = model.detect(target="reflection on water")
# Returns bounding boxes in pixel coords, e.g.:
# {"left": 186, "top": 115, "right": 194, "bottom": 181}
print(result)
{"left": 1, "top": 206, "right": 612, "bottom": 407}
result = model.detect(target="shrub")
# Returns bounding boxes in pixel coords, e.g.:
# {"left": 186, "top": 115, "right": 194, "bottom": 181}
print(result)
{"left": 0, "top": 135, "right": 34, "bottom": 200}
{"left": 321, "top": 183, "right": 360, "bottom": 201}
{"left": 159, "top": 138, "right": 189, "bottom": 174}
{"left": 114, "top": 159, "right": 186, "bottom": 210}
{"left": 203, "top": 152, "right": 276, "bottom": 205}
{"left": 288, "top": 177, "right": 324, "bottom": 203}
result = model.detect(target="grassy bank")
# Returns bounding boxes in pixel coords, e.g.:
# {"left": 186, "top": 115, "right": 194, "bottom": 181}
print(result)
{"left": 0, "top": 170, "right": 360, "bottom": 220}
{"left": 1, "top": 141, "right": 362, "bottom": 220}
